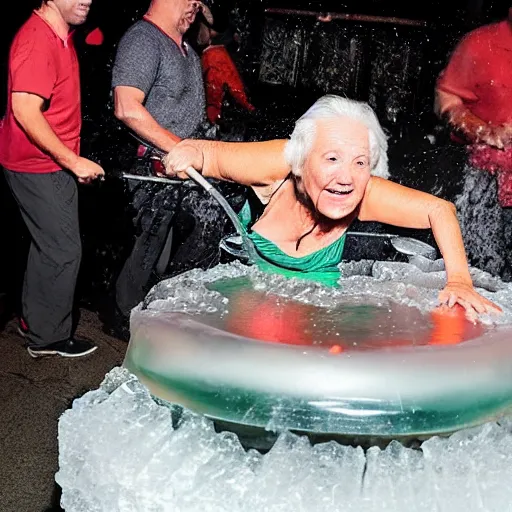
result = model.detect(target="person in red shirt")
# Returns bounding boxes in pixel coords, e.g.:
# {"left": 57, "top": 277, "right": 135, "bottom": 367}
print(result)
{"left": 435, "top": 7, "right": 512, "bottom": 280}
{"left": 0, "top": 0, "right": 104, "bottom": 358}
{"left": 197, "top": 14, "right": 255, "bottom": 126}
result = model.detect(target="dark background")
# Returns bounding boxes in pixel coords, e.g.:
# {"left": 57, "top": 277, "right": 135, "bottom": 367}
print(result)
{"left": 0, "top": 0, "right": 510, "bottom": 324}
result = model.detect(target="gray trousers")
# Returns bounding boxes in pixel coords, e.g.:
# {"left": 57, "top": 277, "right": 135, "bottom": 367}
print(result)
{"left": 2, "top": 168, "right": 81, "bottom": 347}
{"left": 455, "top": 165, "right": 512, "bottom": 280}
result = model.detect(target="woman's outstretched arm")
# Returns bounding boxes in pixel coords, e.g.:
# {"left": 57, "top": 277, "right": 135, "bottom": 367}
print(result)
{"left": 359, "top": 177, "right": 502, "bottom": 318}
{"left": 163, "top": 139, "right": 290, "bottom": 186}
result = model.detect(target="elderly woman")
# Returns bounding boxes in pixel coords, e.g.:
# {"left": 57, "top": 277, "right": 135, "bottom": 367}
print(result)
{"left": 164, "top": 95, "right": 501, "bottom": 317}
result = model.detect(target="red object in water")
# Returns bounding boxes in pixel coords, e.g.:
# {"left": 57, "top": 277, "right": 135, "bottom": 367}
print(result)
{"left": 85, "top": 27, "right": 104, "bottom": 46}
{"left": 226, "top": 291, "right": 314, "bottom": 345}
{"left": 427, "top": 304, "right": 485, "bottom": 346}
{"left": 348, "top": 304, "right": 482, "bottom": 349}
{"left": 225, "top": 290, "right": 484, "bottom": 352}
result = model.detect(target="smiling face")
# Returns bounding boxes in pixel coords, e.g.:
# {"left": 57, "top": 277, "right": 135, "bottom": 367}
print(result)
{"left": 299, "top": 117, "right": 371, "bottom": 220}
{"left": 52, "top": 0, "right": 92, "bottom": 25}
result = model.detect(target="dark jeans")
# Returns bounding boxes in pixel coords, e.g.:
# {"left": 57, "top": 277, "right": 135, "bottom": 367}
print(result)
{"left": 115, "top": 179, "right": 181, "bottom": 317}
{"left": 455, "top": 165, "right": 512, "bottom": 280}
{"left": 115, "top": 167, "right": 246, "bottom": 317}
{"left": 2, "top": 168, "right": 81, "bottom": 347}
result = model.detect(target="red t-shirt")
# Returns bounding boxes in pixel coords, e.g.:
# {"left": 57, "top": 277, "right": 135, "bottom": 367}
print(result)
{"left": 437, "top": 20, "right": 512, "bottom": 125}
{"left": 437, "top": 20, "right": 512, "bottom": 177}
{"left": 0, "top": 12, "right": 81, "bottom": 173}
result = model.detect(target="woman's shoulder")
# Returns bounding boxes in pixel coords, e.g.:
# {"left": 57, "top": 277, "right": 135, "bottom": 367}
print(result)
{"left": 251, "top": 178, "right": 287, "bottom": 205}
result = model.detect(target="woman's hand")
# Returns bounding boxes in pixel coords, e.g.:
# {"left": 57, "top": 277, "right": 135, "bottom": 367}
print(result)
{"left": 162, "top": 140, "right": 204, "bottom": 179}
{"left": 438, "top": 281, "right": 502, "bottom": 321}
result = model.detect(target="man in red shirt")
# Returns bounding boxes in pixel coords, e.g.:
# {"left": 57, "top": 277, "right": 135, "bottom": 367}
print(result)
{"left": 435, "top": 7, "right": 512, "bottom": 280}
{"left": 0, "top": 0, "right": 104, "bottom": 357}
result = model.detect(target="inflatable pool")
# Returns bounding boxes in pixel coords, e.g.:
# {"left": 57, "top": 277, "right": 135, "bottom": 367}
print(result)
{"left": 124, "top": 238, "right": 512, "bottom": 439}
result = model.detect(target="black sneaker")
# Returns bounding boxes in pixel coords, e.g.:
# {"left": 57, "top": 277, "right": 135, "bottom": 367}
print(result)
{"left": 27, "top": 338, "right": 98, "bottom": 358}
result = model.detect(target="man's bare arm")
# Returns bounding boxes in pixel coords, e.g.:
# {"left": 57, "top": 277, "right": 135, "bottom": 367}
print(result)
{"left": 114, "top": 86, "right": 181, "bottom": 152}
{"left": 13, "top": 92, "right": 80, "bottom": 169}
{"left": 435, "top": 88, "right": 509, "bottom": 148}
{"left": 11, "top": 92, "right": 104, "bottom": 181}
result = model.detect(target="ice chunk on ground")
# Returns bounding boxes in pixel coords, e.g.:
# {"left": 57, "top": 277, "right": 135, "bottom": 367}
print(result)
{"left": 57, "top": 368, "right": 512, "bottom": 512}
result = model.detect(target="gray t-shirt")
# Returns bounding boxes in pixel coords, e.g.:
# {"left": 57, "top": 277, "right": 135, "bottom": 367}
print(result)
{"left": 112, "top": 19, "right": 206, "bottom": 139}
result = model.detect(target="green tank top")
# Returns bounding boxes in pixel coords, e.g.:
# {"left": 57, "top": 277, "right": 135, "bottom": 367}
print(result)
{"left": 238, "top": 198, "right": 346, "bottom": 287}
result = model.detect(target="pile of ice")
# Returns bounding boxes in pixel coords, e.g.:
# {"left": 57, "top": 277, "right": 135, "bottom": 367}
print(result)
{"left": 57, "top": 260, "right": 512, "bottom": 510}
{"left": 141, "top": 257, "right": 512, "bottom": 325}
{"left": 57, "top": 367, "right": 512, "bottom": 512}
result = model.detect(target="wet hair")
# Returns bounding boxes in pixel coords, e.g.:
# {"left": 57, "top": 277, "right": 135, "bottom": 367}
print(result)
{"left": 283, "top": 95, "right": 389, "bottom": 250}
{"left": 284, "top": 94, "right": 389, "bottom": 181}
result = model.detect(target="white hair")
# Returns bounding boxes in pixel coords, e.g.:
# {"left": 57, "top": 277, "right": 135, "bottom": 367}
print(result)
{"left": 284, "top": 95, "right": 389, "bottom": 179}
